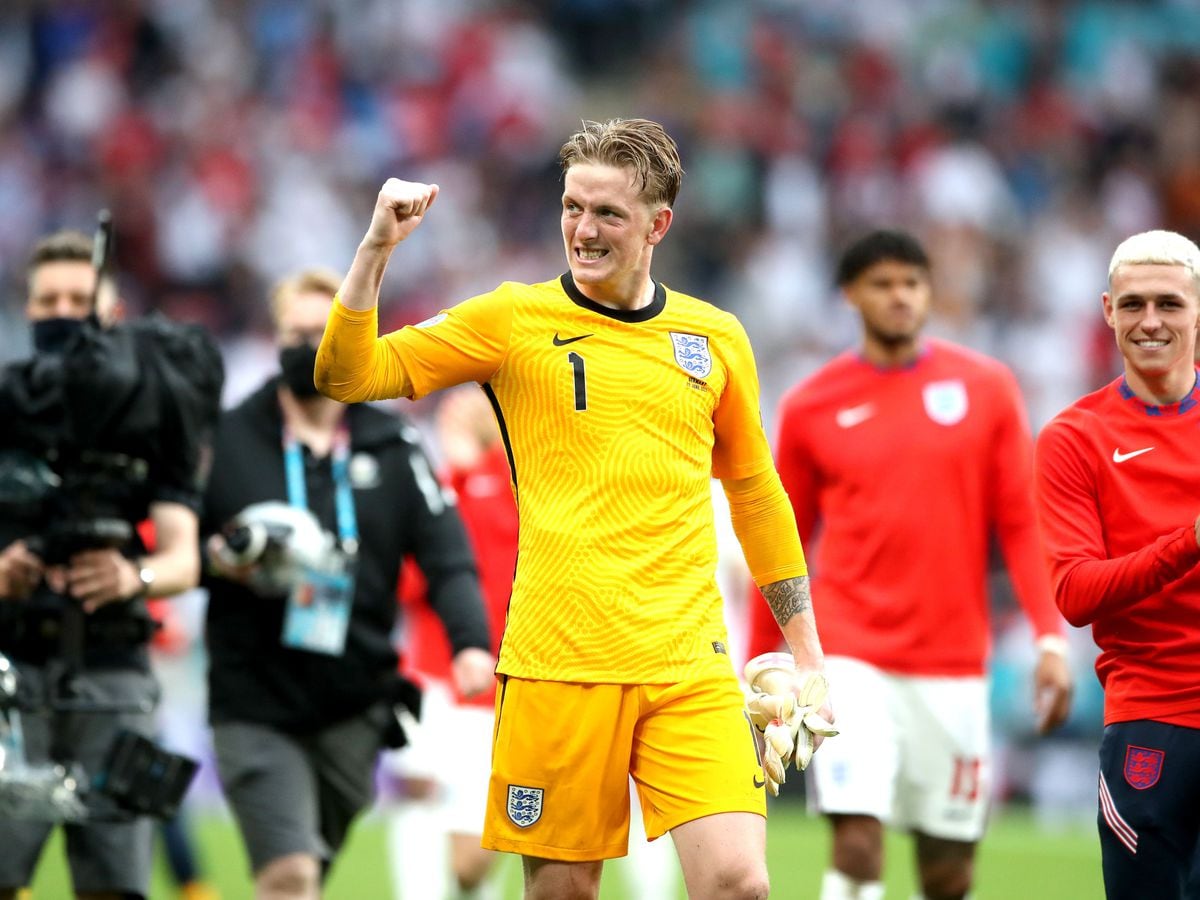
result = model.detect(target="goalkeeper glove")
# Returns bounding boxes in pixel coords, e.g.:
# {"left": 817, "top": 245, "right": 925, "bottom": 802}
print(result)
{"left": 744, "top": 652, "right": 838, "bottom": 795}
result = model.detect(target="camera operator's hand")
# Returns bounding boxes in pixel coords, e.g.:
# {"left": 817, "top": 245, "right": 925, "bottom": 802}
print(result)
{"left": 451, "top": 646, "right": 496, "bottom": 699}
{"left": 205, "top": 534, "right": 259, "bottom": 585}
{"left": 48, "top": 548, "right": 142, "bottom": 613}
{"left": 0, "top": 540, "right": 45, "bottom": 601}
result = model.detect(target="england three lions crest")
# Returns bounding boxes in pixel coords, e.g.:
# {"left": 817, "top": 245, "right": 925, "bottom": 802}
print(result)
{"left": 670, "top": 332, "right": 712, "bottom": 378}
{"left": 506, "top": 785, "right": 543, "bottom": 827}
{"left": 1124, "top": 745, "right": 1164, "bottom": 790}
{"left": 922, "top": 379, "right": 968, "bottom": 426}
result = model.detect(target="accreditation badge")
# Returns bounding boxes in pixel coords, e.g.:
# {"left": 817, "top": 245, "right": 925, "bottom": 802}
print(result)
{"left": 281, "top": 561, "right": 355, "bottom": 656}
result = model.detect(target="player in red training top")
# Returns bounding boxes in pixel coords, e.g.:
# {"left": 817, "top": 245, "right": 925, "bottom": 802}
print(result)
{"left": 1034, "top": 230, "right": 1200, "bottom": 900}
{"left": 747, "top": 230, "right": 1073, "bottom": 900}
{"left": 384, "top": 386, "right": 514, "bottom": 900}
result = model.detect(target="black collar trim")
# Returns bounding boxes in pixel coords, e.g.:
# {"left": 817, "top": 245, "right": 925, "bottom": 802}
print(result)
{"left": 559, "top": 272, "right": 666, "bottom": 323}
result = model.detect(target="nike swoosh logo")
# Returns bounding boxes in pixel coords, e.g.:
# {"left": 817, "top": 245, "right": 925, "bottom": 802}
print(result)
{"left": 835, "top": 403, "right": 875, "bottom": 429}
{"left": 1113, "top": 447, "right": 1155, "bottom": 463}
{"left": 553, "top": 332, "right": 593, "bottom": 346}
{"left": 753, "top": 775, "right": 766, "bottom": 789}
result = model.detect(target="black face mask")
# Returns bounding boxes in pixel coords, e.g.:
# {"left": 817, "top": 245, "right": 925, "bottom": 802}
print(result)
{"left": 279, "top": 343, "right": 321, "bottom": 397}
{"left": 31, "top": 316, "right": 93, "bottom": 355}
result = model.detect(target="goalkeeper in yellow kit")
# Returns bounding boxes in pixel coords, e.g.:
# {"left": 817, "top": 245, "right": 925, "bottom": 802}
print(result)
{"left": 315, "top": 118, "right": 831, "bottom": 899}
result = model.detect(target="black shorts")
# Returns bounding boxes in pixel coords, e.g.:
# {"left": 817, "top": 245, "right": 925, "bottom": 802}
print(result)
{"left": 1098, "top": 719, "right": 1200, "bottom": 900}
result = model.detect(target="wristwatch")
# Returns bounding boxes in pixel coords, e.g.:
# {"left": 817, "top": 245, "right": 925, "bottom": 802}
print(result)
{"left": 136, "top": 560, "right": 157, "bottom": 597}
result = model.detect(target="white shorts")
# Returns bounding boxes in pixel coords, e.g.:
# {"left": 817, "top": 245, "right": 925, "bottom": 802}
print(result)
{"left": 382, "top": 679, "right": 495, "bottom": 835}
{"left": 810, "top": 656, "right": 991, "bottom": 842}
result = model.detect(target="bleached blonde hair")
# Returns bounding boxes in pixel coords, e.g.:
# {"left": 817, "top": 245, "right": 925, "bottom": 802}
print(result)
{"left": 559, "top": 118, "right": 683, "bottom": 208}
{"left": 1108, "top": 230, "right": 1200, "bottom": 290}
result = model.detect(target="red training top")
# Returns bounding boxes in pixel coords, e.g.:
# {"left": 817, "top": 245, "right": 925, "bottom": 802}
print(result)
{"left": 748, "top": 339, "right": 1063, "bottom": 674}
{"left": 1035, "top": 374, "right": 1200, "bottom": 727}
{"left": 400, "top": 443, "right": 516, "bottom": 708}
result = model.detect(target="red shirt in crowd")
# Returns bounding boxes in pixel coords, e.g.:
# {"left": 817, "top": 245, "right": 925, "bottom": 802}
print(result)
{"left": 1035, "top": 375, "right": 1200, "bottom": 727}
{"left": 748, "top": 339, "right": 1063, "bottom": 674}
{"left": 399, "top": 443, "right": 516, "bottom": 708}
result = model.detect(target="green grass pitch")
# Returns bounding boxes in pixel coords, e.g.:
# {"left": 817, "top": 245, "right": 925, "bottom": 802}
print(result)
{"left": 27, "top": 802, "right": 1102, "bottom": 898}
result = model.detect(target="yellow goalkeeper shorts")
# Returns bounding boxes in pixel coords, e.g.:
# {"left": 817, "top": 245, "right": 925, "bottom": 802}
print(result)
{"left": 481, "top": 653, "right": 767, "bottom": 861}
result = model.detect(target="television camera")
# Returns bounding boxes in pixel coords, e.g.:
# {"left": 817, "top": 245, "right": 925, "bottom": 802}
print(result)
{"left": 0, "top": 215, "right": 222, "bottom": 823}
{"left": 0, "top": 652, "right": 196, "bottom": 822}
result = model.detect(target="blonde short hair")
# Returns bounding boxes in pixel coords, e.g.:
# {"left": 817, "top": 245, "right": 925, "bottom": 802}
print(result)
{"left": 1108, "top": 230, "right": 1200, "bottom": 290}
{"left": 559, "top": 118, "right": 683, "bottom": 208}
{"left": 268, "top": 267, "right": 342, "bottom": 324}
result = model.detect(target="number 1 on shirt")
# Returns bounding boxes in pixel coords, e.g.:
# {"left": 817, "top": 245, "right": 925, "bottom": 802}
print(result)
{"left": 568, "top": 351, "right": 587, "bottom": 411}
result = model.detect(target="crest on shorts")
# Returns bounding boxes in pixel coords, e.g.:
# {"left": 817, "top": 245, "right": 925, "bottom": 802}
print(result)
{"left": 506, "top": 784, "right": 543, "bottom": 827}
{"left": 1124, "top": 745, "right": 1164, "bottom": 790}
{"left": 669, "top": 332, "right": 712, "bottom": 378}
{"left": 922, "top": 380, "right": 968, "bottom": 426}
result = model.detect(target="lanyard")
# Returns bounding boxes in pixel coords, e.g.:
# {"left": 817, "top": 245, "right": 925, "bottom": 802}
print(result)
{"left": 282, "top": 424, "right": 359, "bottom": 557}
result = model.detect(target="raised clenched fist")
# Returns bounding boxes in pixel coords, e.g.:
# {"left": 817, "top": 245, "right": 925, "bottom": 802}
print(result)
{"left": 364, "top": 178, "right": 440, "bottom": 249}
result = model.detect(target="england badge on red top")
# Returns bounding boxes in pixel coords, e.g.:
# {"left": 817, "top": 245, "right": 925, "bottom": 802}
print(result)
{"left": 923, "top": 379, "right": 968, "bottom": 426}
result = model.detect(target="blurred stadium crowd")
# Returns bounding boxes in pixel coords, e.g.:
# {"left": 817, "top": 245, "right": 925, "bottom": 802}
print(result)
{"left": 2, "top": 0, "right": 1199, "bottom": 824}
{"left": 1, "top": 0, "right": 1198, "bottom": 425}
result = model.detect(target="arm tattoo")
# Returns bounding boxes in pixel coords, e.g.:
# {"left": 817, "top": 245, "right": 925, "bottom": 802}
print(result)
{"left": 761, "top": 576, "right": 811, "bottom": 627}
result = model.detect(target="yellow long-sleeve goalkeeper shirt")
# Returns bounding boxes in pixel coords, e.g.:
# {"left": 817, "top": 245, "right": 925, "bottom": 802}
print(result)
{"left": 317, "top": 273, "right": 805, "bottom": 683}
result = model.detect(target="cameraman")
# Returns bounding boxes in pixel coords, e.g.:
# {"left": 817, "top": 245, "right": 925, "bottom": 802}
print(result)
{"left": 0, "top": 231, "right": 209, "bottom": 900}
{"left": 202, "top": 268, "right": 493, "bottom": 900}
